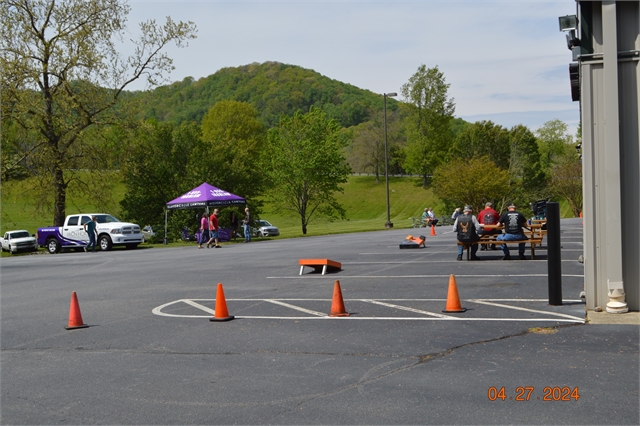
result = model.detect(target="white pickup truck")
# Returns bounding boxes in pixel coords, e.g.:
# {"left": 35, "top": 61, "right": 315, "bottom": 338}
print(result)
{"left": 37, "top": 213, "right": 143, "bottom": 254}
{"left": 1, "top": 230, "right": 39, "bottom": 254}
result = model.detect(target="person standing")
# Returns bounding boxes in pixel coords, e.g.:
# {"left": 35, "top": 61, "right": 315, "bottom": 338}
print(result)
{"left": 242, "top": 207, "right": 251, "bottom": 243}
{"left": 451, "top": 207, "right": 462, "bottom": 222}
{"left": 84, "top": 215, "right": 98, "bottom": 252}
{"left": 453, "top": 206, "right": 481, "bottom": 261}
{"left": 207, "top": 209, "right": 221, "bottom": 248}
{"left": 230, "top": 211, "right": 239, "bottom": 240}
{"left": 477, "top": 202, "right": 501, "bottom": 251}
{"left": 198, "top": 212, "right": 210, "bottom": 249}
{"left": 496, "top": 203, "right": 530, "bottom": 260}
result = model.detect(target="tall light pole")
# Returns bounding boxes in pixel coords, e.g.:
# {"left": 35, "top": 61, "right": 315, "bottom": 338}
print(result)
{"left": 383, "top": 92, "right": 397, "bottom": 229}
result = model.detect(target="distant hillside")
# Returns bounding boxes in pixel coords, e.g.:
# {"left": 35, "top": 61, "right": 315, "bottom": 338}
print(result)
{"left": 127, "top": 61, "right": 398, "bottom": 128}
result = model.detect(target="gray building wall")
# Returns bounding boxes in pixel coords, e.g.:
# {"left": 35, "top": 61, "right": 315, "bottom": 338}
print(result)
{"left": 578, "top": 1, "right": 639, "bottom": 311}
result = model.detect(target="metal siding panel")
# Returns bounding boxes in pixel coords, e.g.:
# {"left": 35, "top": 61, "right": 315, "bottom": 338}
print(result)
{"left": 619, "top": 51, "right": 640, "bottom": 311}
{"left": 582, "top": 63, "right": 598, "bottom": 309}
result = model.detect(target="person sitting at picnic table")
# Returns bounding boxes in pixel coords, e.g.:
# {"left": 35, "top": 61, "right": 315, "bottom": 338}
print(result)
{"left": 421, "top": 208, "right": 432, "bottom": 226}
{"left": 453, "top": 205, "right": 481, "bottom": 261}
{"left": 478, "top": 202, "right": 501, "bottom": 251}
{"left": 496, "top": 203, "right": 530, "bottom": 260}
{"left": 427, "top": 207, "right": 438, "bottom": 226}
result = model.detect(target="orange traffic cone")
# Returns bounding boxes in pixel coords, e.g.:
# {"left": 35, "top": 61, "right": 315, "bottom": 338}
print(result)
{"left": 329, "top": 280, "right": 350, "bottom": 317}
{"left": 442, "top": 274, "right": 467, "bottom": 313}
{"left": 65, "top": 291, "right": 89, "bottom": 330}
{"left": 210, "top": 283, "right": 234, "bottom": 322}
{"left": 430, "top": 224, "right": 436, "bottom": 236}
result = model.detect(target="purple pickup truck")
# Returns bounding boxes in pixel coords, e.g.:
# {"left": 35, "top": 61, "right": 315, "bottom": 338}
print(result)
{"left": 38, "top": 213, "right": 143, "bottom": 253}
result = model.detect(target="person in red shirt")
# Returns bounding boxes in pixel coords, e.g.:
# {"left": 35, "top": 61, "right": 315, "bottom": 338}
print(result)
{"left": 477, "top": 202, "right": 501, "bottom": 250}
{"left": 206, "top": 209, "right": 221, "bottom": 248}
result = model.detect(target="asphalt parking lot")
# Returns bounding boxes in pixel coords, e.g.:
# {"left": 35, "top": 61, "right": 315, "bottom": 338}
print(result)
{"left": 1, "top": 218, "right": 638, "bottom": 425}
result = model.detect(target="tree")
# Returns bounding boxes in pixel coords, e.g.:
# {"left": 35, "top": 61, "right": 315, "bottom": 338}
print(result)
{"left": 401, "top": 65, "right": 455, "bottom": 186}
{"left": 535, "top": 119, "right": 574, "bottom": 176}
{"left": 347, "top": 107, "right": 401, "bottom": 183}
{"left": 432, "top": 156, "right": 510, "bottom": 214}
{"left": 450, "top": 120, "right": 511, "bottom": 169}
{"left": 549, "top": 156, "right": 583, "bottom": 217}
{"left": 264, "top": 107, "right": 351, "bottom": 234}
{"left": 507, "top": 124, "right": 546, "bottom": 206}
{"left": 0, "top": 0, "right": 196, "bottom": 225}
{"left": 450, "top": 121, "right": 545, "bottom": 210}
{"left": 120, "top": 120, "right": 202, "bottom": 235}
{"left": 191, "top": 100, "right": 267, "bottom": 208}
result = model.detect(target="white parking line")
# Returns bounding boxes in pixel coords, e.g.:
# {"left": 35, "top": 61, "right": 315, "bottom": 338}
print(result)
{"left": 360, "top": 299, "right": 459, "bottom": 319}
{"left": 264, "top": 299, "right": 325, "bottom": 316}
{"left": 267, "top": 274, "right": 585, "bottom": 279}
{"left": 468, "top": 299, "right": 584, "bottom": 321}
{"left": 152, "top": 298, "right": 585, "bottom": 323}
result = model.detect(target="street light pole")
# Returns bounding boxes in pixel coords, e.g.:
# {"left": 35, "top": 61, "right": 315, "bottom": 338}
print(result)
{"left": 383, "top": 92, "right": 397, "bottom": 229}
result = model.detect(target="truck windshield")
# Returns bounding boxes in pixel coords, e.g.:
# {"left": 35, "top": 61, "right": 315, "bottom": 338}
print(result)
{"left": 94, "top": 215, "right": 120, "bottom": 224}
{"left": 10, "top": 231, "right": 31, "bottom": 238}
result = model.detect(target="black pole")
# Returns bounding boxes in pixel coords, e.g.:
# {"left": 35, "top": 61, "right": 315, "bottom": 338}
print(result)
{"left": 547, "top": 202, "right": 562, "bottom": 305}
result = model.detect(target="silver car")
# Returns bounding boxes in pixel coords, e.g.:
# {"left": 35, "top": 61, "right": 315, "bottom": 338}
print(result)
{"left": 253, "top": 220, "right": 280, "bottom": 237}
{"left": 141, "top": 226, "right": 156, "bottom": 242}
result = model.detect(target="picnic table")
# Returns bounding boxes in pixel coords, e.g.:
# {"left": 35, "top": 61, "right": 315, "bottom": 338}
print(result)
{"left": 457, "top": 223, "right": 546, "bottom": 260}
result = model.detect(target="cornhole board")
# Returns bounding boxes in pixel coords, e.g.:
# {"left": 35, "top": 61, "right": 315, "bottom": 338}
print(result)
{"left": 299, "top": 259, "right": 342, "bottom": 275}
{"left": 400, "top": 235, "right": 426, "bottom": 249}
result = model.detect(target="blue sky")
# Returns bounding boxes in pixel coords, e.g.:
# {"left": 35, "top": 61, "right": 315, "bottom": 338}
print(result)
{"left": 126, "top": 0, "right": 579, "bottom": 135}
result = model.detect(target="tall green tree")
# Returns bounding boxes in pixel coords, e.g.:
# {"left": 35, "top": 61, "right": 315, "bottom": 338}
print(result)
{"left": 450, "top": 120, "right": 511, "bottom": 169}
{"left": 0, "top": 0, "right": 196, "bottom": 225}
{"left": 507, "top": 124, "right": 546, "bottom": 205}
{"left": 264, "top": 107, "right": 351, "bottom": 234}
{"left": 120, "top": 120, "right": 202, "bottom": 233}
{"left": 347, "top": 107, "right": 402, "bottom": 183}
{"left": 450, "top": 121, "right": 544, "bottom": 210}
{"left": 535, "top": 119, "right": 574, "bottom": 176}
{"left": 401, "top": 65, "right": 455, "bottom": 186}
{"left": 191, "top": 100, "right": 266, "bottom": 208}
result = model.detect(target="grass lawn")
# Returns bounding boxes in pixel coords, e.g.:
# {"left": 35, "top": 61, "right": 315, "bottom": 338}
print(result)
{"left": 1, "top": 174, "right": 578, "bottom": 256}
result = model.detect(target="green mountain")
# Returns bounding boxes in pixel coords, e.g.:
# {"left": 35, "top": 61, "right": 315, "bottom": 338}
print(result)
{"left": 127, "top": 61, "right": 397, "bottom": 128}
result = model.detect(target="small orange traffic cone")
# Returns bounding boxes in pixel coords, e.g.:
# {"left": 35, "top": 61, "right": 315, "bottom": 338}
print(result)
{"left": 430, "top": 224, "right": 436, "bottom": 236}
{"left": 442, "top": 274, "right": 466, "bottom": 313}
{"left": 329, "top": 280, "right": 350, "bottom": 317}
{"left": 210, "top": 283, "right": 234, "bottom": 322}
{"left": 65, "top": 291, "right": 89, "bottom": 330}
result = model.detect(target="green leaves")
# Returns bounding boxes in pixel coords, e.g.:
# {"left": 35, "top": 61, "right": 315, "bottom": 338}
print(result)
{"left": 264, "top": 107, "right": 351, "bottom": 234}
{"left": 1, "top": 0, "right": 197, "bottom": 225}
{"left": 433, "top": 156, "right": 510, "bottom": 214}
{"left": 401, "top": 65, "right": 455, "bottom": 186}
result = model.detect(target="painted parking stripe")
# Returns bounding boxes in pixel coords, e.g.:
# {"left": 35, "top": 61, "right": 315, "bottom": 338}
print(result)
{"left": 360, "top": 299, "right": 459, "bottom": 319}
{"left": 264, "top": 299, "right": 325, "bottom": 316}
{"left": 152, "top": 298, "right": 585, "bottom": 323}
{"left": 267, "top": 274, "right": 585, "bottom": 279}
{"left": 182, "top": 299, "right": 215, "bottom": 315}
{"left": 346, "top": 260, "right": 583, "bottom": 264}
{"left": 468, "top": 299, "right": 584, "bottom": 321}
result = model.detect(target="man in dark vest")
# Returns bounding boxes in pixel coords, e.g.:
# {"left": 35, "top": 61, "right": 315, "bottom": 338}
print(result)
{"left": 453, "top": 205, "right": 481, "bottom": 261}
{"left": 496, "top": 203, "right": 530, "bottom": 260}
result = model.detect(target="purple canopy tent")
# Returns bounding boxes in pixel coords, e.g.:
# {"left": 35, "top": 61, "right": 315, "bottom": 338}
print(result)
{"left": 164, "top": 182, "right": 246, "bottom": 243}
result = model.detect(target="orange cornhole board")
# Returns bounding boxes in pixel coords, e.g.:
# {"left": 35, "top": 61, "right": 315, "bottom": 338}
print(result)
{"left": 299, "top": 259, "right": 342, "bottom": 275}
